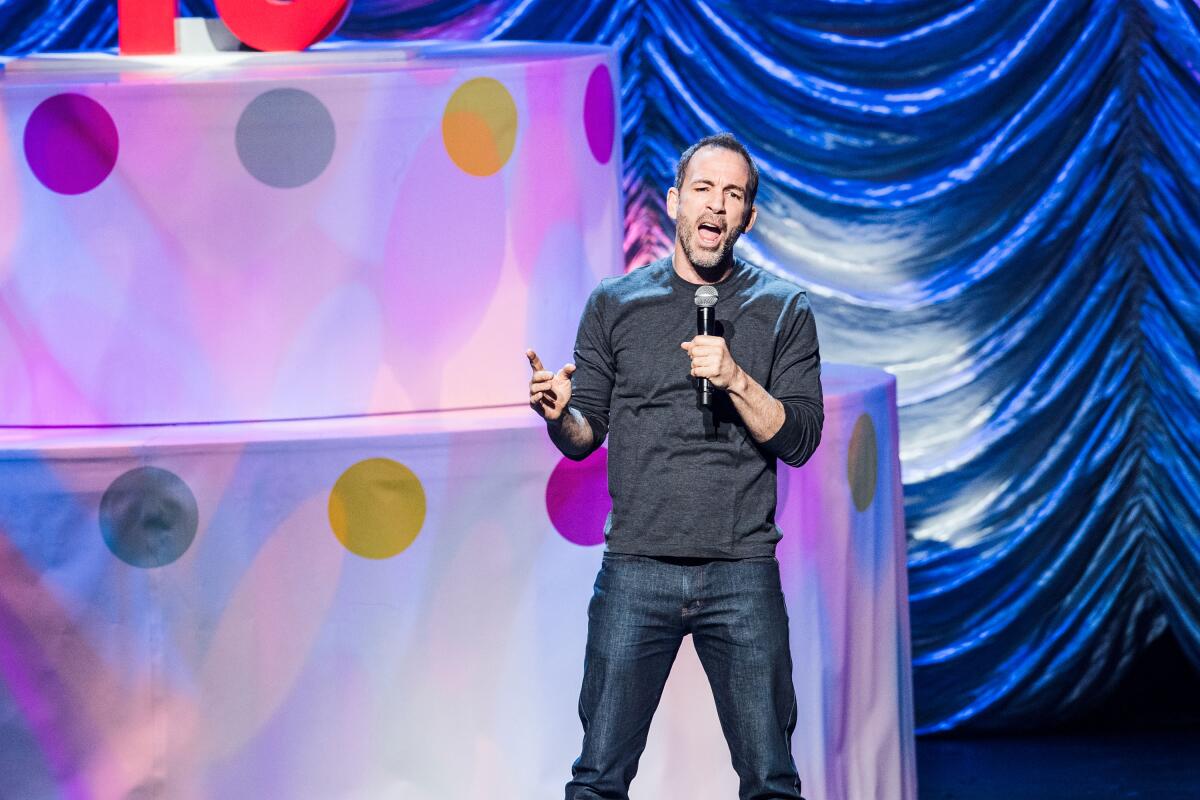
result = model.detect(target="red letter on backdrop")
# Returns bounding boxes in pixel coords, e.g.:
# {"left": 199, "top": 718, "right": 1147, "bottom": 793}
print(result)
{"left": 214, "top": 0, "right": 351, "bottom": 52}
{"left": 118, "top": 0, "right": 176, "bottom": 55}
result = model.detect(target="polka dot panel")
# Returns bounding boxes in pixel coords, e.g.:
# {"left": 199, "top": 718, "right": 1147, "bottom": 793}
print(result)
{"left": 2, "top": 48, "right": 624, "bottom": 426}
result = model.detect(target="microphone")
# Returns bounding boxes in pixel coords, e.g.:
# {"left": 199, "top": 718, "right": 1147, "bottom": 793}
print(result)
{"left": 694, "top": 285, "right": 718, "bottom": 406}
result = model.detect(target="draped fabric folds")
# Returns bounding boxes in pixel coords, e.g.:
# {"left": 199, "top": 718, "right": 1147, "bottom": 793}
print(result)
{"left": 4, "top": 0, "right": 1199, "bottom": 733}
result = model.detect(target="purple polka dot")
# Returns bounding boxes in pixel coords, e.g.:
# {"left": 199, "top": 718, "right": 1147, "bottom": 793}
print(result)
{"left": 24, "top": 94, "right": 119, "bottom": 195}
{"left": 546, "top": 448, "right": 610, "bottom": 546}
{"left": 584, "top": 65, "right": 615, "bottom": 165}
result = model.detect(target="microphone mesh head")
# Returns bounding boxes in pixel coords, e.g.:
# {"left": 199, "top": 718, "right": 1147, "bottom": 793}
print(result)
{"left": 694, "top": 285, "right": 719, "bottom": 308}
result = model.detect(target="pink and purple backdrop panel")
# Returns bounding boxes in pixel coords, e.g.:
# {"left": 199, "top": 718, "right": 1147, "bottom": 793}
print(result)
{"left": 0, "top": 42, "right": 622, "bottom": 425}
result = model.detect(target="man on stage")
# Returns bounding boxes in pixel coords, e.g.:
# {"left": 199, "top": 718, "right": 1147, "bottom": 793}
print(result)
{"left": 527, "top": 132, "right": 823, "bottom": 800}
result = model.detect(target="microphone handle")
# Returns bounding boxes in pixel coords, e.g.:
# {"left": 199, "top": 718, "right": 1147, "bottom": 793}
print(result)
{"left": 697, "top": 307, "right": 713, "bottom": 406}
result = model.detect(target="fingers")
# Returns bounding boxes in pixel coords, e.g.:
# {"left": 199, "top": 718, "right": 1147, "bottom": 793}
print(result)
{"left": 532, "top": 366, "right": 571, "bottom": 391}
{"left": 529, "top": 351, "right": 576, "bottom": 381}
{"left": 530, "top": 394, "right": 552, "bottom": 419}
{"left": 530, "top": 389, "right": 556, "bottom": 411}
{"left": 530, "top": 388, "right": 564, "bottom": 421}
{"left": 526, "top": 348, "right": 545, "bottom": 373}
{"left": 681, "top": 337, "right": 731, "bottom": 380}
{"left": 528, "top": 349, "right": 556, "bottom": 418}
{"left": 686, "top": 351, "right": 716, "bottom": 375}
{"left": 681, "top": 342, "right": 725, "bottom": 360}
{"left": 528, "top": 351, "right": 575, "bottom": 420}
{"left": 682, "top": 335, "right": 723, "bottom": 349}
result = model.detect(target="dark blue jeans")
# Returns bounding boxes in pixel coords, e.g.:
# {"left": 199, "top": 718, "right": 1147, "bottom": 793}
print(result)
{"left": 565, "top": 553, "right": 804, "bottom": 800}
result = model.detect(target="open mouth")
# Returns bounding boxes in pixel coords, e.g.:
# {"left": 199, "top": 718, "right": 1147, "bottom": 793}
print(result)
{"left": 696, "top": 221, "right": 723, "bottom": 247}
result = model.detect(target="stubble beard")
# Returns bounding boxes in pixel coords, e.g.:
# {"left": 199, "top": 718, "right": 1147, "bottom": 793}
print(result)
{"left": 677, "top": 211, "right": 743, "bottom": 274}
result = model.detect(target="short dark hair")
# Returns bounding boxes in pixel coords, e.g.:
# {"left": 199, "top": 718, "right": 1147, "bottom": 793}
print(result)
{"left": 673, "top": 132, "right": 759, "bottom": 222}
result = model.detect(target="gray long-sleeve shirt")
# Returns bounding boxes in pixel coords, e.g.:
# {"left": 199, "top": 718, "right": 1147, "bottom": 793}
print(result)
{"left": 563, "top": 256, "right": 824, "bottom": 559}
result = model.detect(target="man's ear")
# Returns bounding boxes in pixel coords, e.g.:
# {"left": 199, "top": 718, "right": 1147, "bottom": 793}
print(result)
{"left": 666, "top": 186, "right": 679, "bottom": 221}
{"left": 743, "top": 204, "right": 758, "bottom": 234}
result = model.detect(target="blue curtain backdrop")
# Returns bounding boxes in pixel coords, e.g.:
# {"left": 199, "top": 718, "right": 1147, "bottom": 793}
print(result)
{"left": 3, "top": 0, "right": 1199, "bottom": 733}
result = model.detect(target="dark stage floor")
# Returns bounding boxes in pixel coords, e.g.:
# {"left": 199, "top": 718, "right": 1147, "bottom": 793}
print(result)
{"left": 917, "top": 730, "right": 1200, "bottom": 799}
{"left": 918, "top": 631, "right": 1200, "bottom": 799}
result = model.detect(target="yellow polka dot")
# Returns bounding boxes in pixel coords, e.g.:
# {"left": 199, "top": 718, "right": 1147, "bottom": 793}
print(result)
{"left": 328, "top": 458, "right": 426, "bottom": 559}
{"left": 848, "top": 413, "right": 878, "bottom": 512}
{"left": 442, "top": 77, "right": 517, "bottom": 176}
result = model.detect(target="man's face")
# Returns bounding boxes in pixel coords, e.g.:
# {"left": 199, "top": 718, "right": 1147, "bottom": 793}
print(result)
{"left": 668, "top": 146, "right": 757, "bottom": 272}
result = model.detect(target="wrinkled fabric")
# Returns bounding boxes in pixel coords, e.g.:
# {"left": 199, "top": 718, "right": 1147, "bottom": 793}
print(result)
{"left": 4, "top": 0, "right": 1198, "bottom": 733}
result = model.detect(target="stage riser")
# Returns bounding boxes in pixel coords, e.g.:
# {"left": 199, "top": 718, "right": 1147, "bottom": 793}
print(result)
{"left": 0, "top": 367, "right": 914, "bottom": 799}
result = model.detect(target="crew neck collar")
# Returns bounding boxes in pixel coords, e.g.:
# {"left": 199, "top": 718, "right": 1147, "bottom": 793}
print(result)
{"left": 666, "top": 255, "right": 748, "bottom": 293}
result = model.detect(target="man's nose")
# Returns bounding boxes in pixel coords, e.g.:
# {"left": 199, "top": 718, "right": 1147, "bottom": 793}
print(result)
{"left": 707, "top": 192, "right": 726, "bottom": 212}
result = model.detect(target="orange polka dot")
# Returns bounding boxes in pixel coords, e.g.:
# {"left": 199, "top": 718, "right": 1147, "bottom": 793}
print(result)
{"left": 328, "top": 458, "right": 426, "bottom": 559}
{"left": 442, "top": 78, "right": 517, "bottom": 176}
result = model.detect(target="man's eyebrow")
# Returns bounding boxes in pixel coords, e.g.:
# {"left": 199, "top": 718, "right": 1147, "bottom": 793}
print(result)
{"left": 688, "top": 177, "right": 746, "bottom": 193}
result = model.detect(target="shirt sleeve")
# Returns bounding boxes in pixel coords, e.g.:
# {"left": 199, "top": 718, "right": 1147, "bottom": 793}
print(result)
{"left": 758, "top": 291, "right": 824, "bottom": 468}
{"left": 563, "top": 281, "right": 615, "bottom": 459}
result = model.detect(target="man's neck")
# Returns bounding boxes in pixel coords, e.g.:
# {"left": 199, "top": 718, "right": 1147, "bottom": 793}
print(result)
{"left": 671, "top": 244, "right": 734, "bottom": 285}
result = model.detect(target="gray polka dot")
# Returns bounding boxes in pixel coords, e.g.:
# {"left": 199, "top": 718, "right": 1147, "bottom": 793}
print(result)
{"left": 848, "top": 413, "right": 879, "bottom": 513}
{"left": 100, "top": 467, "right": 198, "bottom": 568}
{"left": 236, "top": 88, "right": 335, "bottom": 188}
